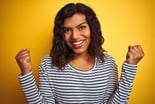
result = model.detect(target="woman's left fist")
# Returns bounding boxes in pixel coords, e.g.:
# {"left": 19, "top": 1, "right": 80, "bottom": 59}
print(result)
{"left": 125, "top": 45, "right": 144, "bottom": 65}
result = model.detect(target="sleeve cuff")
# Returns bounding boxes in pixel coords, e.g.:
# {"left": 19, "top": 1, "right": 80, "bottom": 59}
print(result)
{"left": 122, "top": 62, "right": 138, "bottom": 83}
{"left": 123, "top": 62, "right": 137, "bottom": 67}
{"left": 18, "top": 71, "right": 35, "bottom": 86}
{"left": 18, "top": 71, "right": 32, "bottom": 79}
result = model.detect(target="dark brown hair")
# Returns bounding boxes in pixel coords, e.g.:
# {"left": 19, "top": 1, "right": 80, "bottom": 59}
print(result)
{"left": 50, "top": 3, "right": 105, "bottom": 69}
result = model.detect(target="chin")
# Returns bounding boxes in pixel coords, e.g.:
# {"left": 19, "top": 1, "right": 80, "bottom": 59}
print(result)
{"left": 72, "top": 49, "right": 88, "bottom": 55}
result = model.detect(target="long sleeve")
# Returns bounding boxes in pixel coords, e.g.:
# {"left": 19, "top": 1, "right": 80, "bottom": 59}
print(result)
{"left": 18, "top": 54, "right": 138, "bottom": 104}
{"left": 18, "top": 72, "right": 43, "bottom": 104}
{"left": 108, "top": 62, "right": 137, "bottom": 104}
{"left": 18, "top": 68, "right": 55, "bottom": 104}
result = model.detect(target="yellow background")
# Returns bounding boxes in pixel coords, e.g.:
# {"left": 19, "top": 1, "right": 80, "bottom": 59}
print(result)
{"left": 0, "top": 0, "right": 155, "bottom": 104}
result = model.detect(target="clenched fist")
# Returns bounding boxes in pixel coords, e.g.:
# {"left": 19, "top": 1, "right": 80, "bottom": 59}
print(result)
{"left": 126, "top": 45, "right": 144, "bottom": 65}
{"left": 15, "top": 48, "right": 32, "bottom": 75}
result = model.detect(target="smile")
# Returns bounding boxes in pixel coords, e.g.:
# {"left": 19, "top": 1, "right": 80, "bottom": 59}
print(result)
{"left": 71, "top": 41, "right": 84, "bottom": 49}
{"left": 72, "top": 41, "right": 83, "bottom": 45}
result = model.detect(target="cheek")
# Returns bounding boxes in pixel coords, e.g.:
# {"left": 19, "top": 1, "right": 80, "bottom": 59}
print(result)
{"left": 84, "top": 27, "right": 91, "bottom": 37}
{"left": 84, "top": 30, "right": 91, "bottom": 40}
{"left": 64, "top": 35, "right": 69, "bottom": 41}
{"left": 86, "top": 31, "right": 91, "bottom": 45}
{"left": 64, "top": 35, "right": 70, "bottom": 44}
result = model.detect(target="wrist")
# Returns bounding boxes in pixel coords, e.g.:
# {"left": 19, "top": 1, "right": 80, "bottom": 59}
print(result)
{"left": 125, "top": 60, "right": 138, "bottom": 65}
{"left": 21, "top": 69, "right": 32, "bottom": 75}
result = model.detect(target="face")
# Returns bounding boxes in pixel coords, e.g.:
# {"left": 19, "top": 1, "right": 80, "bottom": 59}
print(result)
{"left": 63, "top": 13, "right": 91, "bottom": 55}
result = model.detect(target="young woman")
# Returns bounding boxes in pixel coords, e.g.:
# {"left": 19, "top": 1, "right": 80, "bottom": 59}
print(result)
{"left": 15, "top": 3, "right": 144, "bottom": 104}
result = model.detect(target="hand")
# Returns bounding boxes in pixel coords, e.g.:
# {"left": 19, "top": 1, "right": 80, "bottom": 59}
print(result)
{"left": 15, "top": 48, "right": 32, "bottom": 75}
{"left": 125, "top": 45, "right": 144, "bottom": 65}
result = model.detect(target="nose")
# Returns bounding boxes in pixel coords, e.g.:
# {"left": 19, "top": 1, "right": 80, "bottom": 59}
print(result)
{"left": 71, "top": 29, "right": 80, "bottom": 40}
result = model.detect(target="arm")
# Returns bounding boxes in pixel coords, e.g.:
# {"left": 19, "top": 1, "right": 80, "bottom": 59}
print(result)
{"left": 108, "top": 45, "right": 144, "bottom": 104}
{"left": 108, "top": 62, "right": 137, "bottom": 104}
{"left": 16, "top": 48, "right": 55, "bottom": 104}
{"left": 18, "top": 72, "right": 43, "bottom": 104}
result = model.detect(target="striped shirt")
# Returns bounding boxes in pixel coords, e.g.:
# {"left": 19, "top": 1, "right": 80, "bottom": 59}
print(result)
{"left": 18, "top": 54, "right": 137, "bottom": 104}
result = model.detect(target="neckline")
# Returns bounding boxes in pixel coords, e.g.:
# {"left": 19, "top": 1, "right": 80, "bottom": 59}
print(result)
{"left": 68, "top": 57, "right": 97, "bottom": 73}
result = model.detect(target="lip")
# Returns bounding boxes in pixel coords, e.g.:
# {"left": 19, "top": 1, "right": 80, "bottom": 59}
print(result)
{"left": 71, "top": 40, "right": 84, "bottom": 49}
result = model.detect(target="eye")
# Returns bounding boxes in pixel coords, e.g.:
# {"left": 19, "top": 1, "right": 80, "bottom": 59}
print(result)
{"left": 78, "top": 25, "right": 86, "bottom": 31}
{"left": 64, "top": 28, "right": 72, "bottom": 34}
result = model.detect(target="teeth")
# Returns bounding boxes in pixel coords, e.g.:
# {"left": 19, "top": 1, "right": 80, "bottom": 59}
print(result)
{"left": 72, "top": 41, "right": 83, "bottom": 45}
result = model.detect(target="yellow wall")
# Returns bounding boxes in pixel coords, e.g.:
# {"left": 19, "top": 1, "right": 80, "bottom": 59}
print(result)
{"left": 0, "top": 0, "right": 154, "bottom": 104}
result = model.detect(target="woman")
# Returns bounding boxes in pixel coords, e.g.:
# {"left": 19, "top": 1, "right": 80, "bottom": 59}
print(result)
{"left": 15, "top": 3, "right": 144, "bottom": 104}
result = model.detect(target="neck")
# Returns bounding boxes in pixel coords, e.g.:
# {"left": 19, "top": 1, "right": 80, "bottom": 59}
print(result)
{"left": 70, "top": 53, "right": 95, "bottom": 71}
{"left": 72, "top": 52, "right": 91, "bottom": 61}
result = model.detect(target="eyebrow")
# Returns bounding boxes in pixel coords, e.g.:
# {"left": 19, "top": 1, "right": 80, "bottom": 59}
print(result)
{"left": 63, "top": 22, "right": 88, "bottom": 28}
{"left": 76, "top": 22, "right": 88, "bottom": 27}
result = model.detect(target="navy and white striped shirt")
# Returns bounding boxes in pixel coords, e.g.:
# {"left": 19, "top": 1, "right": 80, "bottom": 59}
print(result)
{"left": 18, "top": 54, "right": 137, "bottom": 104}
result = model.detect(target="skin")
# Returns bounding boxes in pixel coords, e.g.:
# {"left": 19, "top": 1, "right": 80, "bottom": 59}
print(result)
{"left": 15, "top": 13, "right": 144, "bottom": 75}
{"left": 63, "top": 13, "right": 91, "bottom": 55}
{"left": 15, "top": 48, "right": 31, "bottom": 75}
{"left": 63, "top": 13, "right": 93, "bottom": 70}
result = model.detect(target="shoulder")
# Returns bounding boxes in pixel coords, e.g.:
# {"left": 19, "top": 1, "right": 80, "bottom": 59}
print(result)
{"left": 40, "top": 55, "right": 52, "bottom": 64}
{"left": 96, "top": 53, "right": 116, "bottom": 65}
{"left": 39, "top": 55, "right": 52, "bottom": 68}
{"left": 95, "top": 53, "right": 117, "bottom": 74}
{"left": 39, "top": 55, "right": 60, "bottom": 71}
{"left": 97, "top": 53, "right": 117, "bottom": 68}
{"left": 103, "top": 53, "right": 115, "bottom": 62}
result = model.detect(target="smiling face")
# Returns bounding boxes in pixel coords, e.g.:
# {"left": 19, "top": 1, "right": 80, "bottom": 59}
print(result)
{"left": 64, "top": 13, "right": 91, "bottom": 55}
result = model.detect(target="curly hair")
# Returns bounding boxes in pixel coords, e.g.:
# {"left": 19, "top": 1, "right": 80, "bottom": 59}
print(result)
{"left": 50, "top": 3, "right": 105, "bottom": 70}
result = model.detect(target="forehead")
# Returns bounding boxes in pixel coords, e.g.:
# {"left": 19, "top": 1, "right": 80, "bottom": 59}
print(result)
{"left": 63, "top": 13, "right": 87, "bottom": 27}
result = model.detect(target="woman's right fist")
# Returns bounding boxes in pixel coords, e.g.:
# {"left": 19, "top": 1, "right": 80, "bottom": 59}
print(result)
{"left": 15, "top": 48, "right": 32, "bottom": 75}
